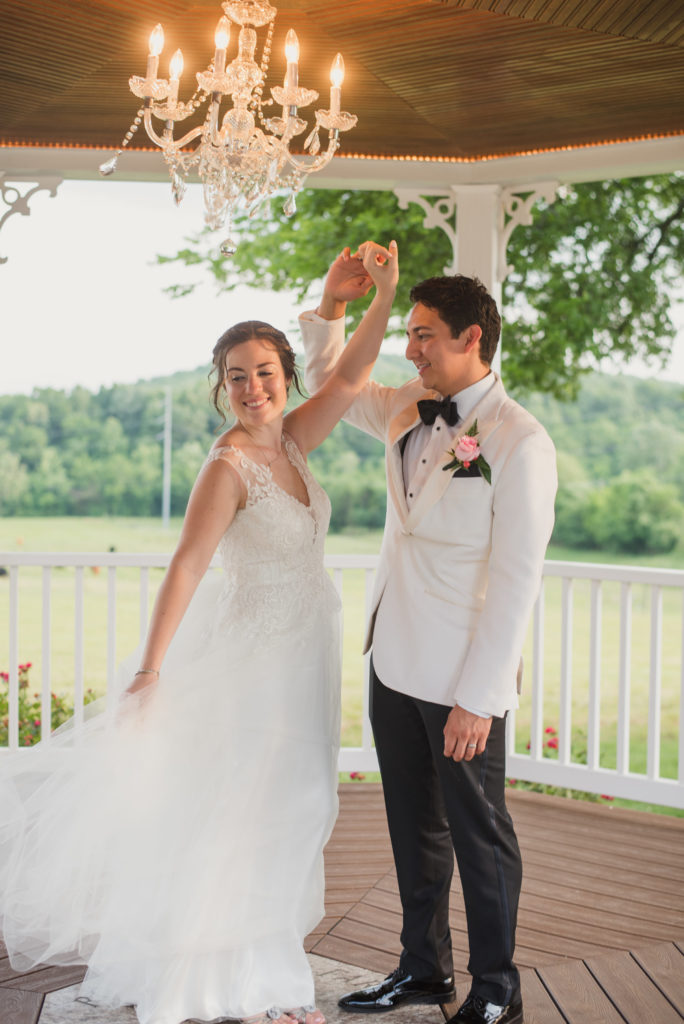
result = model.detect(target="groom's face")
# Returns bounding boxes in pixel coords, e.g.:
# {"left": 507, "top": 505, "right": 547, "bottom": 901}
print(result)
{"left": 405, "top": 302, "right": 478, "bottom": 395}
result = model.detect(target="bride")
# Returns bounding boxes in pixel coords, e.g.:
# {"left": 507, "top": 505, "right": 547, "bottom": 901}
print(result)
{"left": 0, "top": 240, "right": 398, "bottom": 1024}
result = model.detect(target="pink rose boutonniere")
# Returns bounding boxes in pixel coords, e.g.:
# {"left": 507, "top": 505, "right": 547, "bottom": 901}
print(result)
{"left": 443, "top": 419, "right": 492, "bottom": 484}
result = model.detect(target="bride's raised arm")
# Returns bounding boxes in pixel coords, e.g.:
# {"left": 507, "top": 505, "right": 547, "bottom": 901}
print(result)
{"left": 285, "top": 239, "right": 398, "bottom": 455}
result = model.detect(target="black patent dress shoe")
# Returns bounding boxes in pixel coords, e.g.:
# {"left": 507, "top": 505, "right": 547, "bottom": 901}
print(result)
{"left": 338, "top": 966, "right": 455, "bottom": 1012}
{"left": 447, "top": 993, "right": 523, "bottom": 1024}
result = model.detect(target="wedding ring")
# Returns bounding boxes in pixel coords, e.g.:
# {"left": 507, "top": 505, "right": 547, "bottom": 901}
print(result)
{"left": 466, "top": 743, "right": 477, "bottom": 748}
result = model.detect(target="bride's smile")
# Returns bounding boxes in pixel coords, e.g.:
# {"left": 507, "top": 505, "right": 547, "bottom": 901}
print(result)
{"left": 225, "top": 338, "right": 290, "bottom": 424}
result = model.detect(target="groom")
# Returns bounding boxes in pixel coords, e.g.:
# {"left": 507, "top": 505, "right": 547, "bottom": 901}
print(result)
{"left": 300, "top": 249, "right": 557, "bottom": 1024}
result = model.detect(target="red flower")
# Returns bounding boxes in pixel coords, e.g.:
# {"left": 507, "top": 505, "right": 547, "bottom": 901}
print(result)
{"left": 545, "top": 727, "right": 557, "bottom": 734}
{"left": 600, "top": 794, "right": 614, "bottom": 801}
{"left": 547, "top": 737, "right": 559, "bottom": 749}
{"left": 525, "top": 741, "right": 531, "bottom": 750}
{"left": 349, "top": 771, "right": 366, "bottom": 781}
{"left": 34, "top": 719, "right": 41, "bottom": 727}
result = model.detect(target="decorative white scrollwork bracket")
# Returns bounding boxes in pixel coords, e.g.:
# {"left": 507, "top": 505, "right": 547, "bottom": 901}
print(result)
{"left": 498, "top": 182, "right": 558, "bottom": 281}
{"left": 395, "top": 189, "right": 459, "bottom": 274}
{"left": 394, "top": 182, "right": 558, "bottom": 282}
{"left": 0, "top": 174, "right": 63, "bottom": 265}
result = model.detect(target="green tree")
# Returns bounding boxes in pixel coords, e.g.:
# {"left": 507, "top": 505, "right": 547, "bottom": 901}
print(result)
{"left": 25, "top": 448, "right": 71, "bottom": 514}
{"left": 583, "top": 475, "right": 682, "bottom": 554}
{"left": 0, "top": 445, "right": 29, "bottom": 514}
{"left": 505, "top": 176, "right": 684, "bottom": 397}
{"left": 158, "top": 174, "right": 683, "bottom": 399}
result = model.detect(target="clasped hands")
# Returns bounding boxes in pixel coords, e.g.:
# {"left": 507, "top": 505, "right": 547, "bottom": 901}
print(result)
{"left": 443, "top": 704, "right": 492, "bottom": 762}
{"left": 324, "top": 239, "right": 398, "bottom": 303}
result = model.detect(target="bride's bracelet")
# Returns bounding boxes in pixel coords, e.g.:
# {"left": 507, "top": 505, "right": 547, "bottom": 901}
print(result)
{"left": 135, "top": 668, "right": 159, "bottom": 679}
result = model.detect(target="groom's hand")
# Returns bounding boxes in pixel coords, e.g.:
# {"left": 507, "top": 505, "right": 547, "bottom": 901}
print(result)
{"left": 316, "top": 247, "right": 374, "bottom": 320}
{"left": 443, "top": 704, "right": 492, "bottom": 761}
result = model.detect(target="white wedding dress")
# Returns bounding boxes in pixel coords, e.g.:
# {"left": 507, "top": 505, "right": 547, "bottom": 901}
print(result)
{"left": 0, "top": 435, "right": 342, "bottom": 1024}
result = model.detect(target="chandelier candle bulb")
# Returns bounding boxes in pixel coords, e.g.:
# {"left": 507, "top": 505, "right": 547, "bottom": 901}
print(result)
{"left": 284, "top": 29, "right": 299, "bottom": 89}
{"left": 330, "top": 53, "right": 344, "bottom": 115}
{"left": 146, "top": 23, "right": 164, "bottom": 79}
{"left": 214, "top": 17, "right": 230, "bottom": 75}
{"left": 169, "top": 49, "right": 183, "bottom": 103}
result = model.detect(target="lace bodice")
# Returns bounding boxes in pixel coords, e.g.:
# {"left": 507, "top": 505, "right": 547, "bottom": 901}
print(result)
{"left": 203, "top": 434, "right": 340, "bottom": 645}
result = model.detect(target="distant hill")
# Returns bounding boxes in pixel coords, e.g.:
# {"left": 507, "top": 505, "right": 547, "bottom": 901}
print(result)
{"left": 1, "top": 364, "right": 682, "bottom": 548}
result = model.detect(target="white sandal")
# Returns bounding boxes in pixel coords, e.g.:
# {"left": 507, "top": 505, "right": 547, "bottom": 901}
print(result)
{"left": 285, "top": 1007, "right": 325, "bottom": 1024}
{"left": 242, "top": 1008, "right": 294, "bottom": 1024}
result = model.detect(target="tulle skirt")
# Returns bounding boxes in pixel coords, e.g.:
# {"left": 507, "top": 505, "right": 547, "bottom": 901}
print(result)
{"left": 0, "top": 572, "right": 341, "bottom": 1024}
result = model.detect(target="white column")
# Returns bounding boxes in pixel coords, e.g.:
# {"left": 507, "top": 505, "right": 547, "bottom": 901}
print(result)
{"left": 452, "top": 184, "right": 501, "bottom": 301}
{"left": 394, "top": 181, "right": 558, "bottom": 376}
{"left": 453, "top": 185, "right": 502, "bottom": 370}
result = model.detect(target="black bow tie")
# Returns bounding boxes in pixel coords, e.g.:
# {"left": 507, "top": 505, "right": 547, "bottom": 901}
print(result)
{"left": 416, "top": 396, "right": 459, "bottom": 427}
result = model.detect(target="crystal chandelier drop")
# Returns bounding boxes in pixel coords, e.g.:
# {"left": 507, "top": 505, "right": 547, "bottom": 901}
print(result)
{"left": 100, "top": 0, "right": 357, "bottom": 254}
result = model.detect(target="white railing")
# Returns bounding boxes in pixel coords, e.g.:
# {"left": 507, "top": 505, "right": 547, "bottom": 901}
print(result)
{"left": 1, "top": 552, "right": 683, "bottom": 808}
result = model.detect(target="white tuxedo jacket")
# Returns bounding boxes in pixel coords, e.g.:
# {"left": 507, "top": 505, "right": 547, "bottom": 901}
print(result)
{"left": 300, "top": 314, "right": 557, "bottom": 717}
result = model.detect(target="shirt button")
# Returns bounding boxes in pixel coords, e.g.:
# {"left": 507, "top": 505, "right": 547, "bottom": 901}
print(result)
{"left": 435, "top": 425, "right": 441, "bottom": 431}
{"left": 421, "top": 459, "right": 426, "bottom": 464}
{"left": 408, "top": 492, "right": 413, "bottom": 498}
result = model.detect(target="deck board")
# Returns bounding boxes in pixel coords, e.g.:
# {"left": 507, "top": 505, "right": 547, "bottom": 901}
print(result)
{"left": 584, "top": 948, "right": 683, "bottom": 1023}
{"left": 535, "top": 959, "right": 627, "bottom": 1023}
{"left": 632, "top": 941, "right": 684, "bottom": 1008}
{"left": 1, "top": 783, "right": 683, "bottom": 1023}
{"left": 0, "top": 988, "right": 44, "bottom": 1024}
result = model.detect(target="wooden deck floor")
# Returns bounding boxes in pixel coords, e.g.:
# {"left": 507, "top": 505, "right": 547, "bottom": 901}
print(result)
{"left": 307, "top": 784, "right": 684, "bottom": 1023}
{"left": 2, "top": 784, "right": 683, "bottom": 1023}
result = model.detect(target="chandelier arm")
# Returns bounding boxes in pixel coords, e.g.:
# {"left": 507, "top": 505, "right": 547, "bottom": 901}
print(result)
{"left": 143, "top": 108, "right": 171, "bottom": 149}
{"left": 285, "top": 134, "right": 339, "bottom": 175}
{"left": 172, "top": 123, "right": 206, "bottom": 150}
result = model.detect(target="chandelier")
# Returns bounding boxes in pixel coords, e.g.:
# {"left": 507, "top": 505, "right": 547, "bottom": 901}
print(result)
{"left": 99, "top": 0, "right": 357, "bottom": 254}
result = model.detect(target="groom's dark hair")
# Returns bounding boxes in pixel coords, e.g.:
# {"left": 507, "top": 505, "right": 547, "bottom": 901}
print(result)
{"left": 409, "top": 275, "right": 501, "bottom": 365}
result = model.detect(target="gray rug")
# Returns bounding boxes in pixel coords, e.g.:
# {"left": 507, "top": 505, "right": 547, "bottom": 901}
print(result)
{"left": 40, "top": 955, "right": 445, "bottom": 1024}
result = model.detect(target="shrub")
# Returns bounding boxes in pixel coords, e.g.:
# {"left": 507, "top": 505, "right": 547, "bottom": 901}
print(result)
{"left": 0, "top": 663, "right": 97, "bottom": 747}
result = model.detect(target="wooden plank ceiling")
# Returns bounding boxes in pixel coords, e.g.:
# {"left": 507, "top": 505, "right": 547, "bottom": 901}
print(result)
{"left": 1, "top": 0, "right": 683, "bottom": 161}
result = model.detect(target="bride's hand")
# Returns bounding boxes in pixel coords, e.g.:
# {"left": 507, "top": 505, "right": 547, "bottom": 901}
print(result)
{"left": 118, "top": 672, "right": 158, "bottom": 725}
{"left": 124, "top": 671, "right": 159, "bottom": 699}
{"left": 355, "top": 239, "right": 399, "bottom": 298}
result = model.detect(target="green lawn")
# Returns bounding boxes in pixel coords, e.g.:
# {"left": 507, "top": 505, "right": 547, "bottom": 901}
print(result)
{"left": 1, "top": 517, "right": 682, "bottom": 816}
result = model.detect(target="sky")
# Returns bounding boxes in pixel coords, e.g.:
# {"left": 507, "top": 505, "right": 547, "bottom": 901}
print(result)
{"left": 1, "top": 177, "right": 683, "bottom": 396}
{"left": 0, "top": 179, "right": 303, "bottom": 395}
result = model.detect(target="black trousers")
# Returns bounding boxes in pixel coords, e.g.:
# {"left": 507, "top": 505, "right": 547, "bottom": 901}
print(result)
{"left": 369, "top": 663, "right": 522, "bottom": 1006}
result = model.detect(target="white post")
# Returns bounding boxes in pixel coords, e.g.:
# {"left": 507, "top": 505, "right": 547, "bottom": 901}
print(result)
{"left": 394, "top": 181, "right": 558, "bottom": 377}
{"left": 452, "top": 185, "right": 502, "bottom": 372}
{"left": 452, "top": 185, "right": 501, "bottom": 300}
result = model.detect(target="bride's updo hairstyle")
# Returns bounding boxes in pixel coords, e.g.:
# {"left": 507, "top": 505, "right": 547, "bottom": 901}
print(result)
{"left": 210, "top": 320, "right": 305, "bottom": 423}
